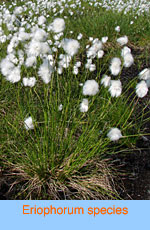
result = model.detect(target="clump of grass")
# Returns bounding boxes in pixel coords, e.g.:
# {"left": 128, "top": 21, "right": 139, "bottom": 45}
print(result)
{"left": 0, "top": 0, "right": 150, "bottom": 200}
{"left": 1, "top": 68, "right": 149, "bottom": 199}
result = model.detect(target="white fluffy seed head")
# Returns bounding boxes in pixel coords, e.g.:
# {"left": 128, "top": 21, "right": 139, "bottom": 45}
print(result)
{"left": 6, "top": 66, "right": 21, "bottom": 83}
{"left": 58, "top": 104, "right": 63, "bottom": 111}
{"left": 18, "top": 31, "right": 31, "bottom": 41}
{"left": 59, "top": 54, "right": 71, "bottom": 68}
{"left": 110, "top": 57, "right": 121, "bottom": 76}
{"left": 23, "top": 77, "right": 36, "bottom": 87}
{"left": 73, "top": 66, "right": 78, "bottom": 75}
{"left": 33, "top": 28, "right": 47, "bottom": 42}
{"left": 101, "top": 75, "right": 111, "bottom": 88}
{"left": 7, "top": 43, "right": 14, "bottom": 54}
{"left": 61, "top": 38, "right": 80, "bottom": 56}
{"left": 139, "top": 68, "right": 150, "bottom": 80}
{"left": 80, "top": 99, "right": 89, "bottom": 112}
{"left": 14, "top": 6, "right": 23, "bottom": 15}
{"left": 109, "top": 80, "right": 122, "bottom": 97}
{"left": 77, "top": 33, "right": 83, "bottom": 40}
{"left": 92, "top": 40, "right": 103, "bottom": 51}
{"left": 107, "top": 128, "right": 122, "bottom": 141}
{"left": 25, "top": 56, "right": 37, "bottom": 67}
{"left": 51, "top": 18, "right": 65, "bottom": 33}
{"left": 22, "top": 77, "right": 28, "bottom": 86}
{"left": 115, "top": 26, "right": 120, "bottom": 32}
{"left": 87, "top": 40, "right": 103, "bottom": 58}
{"left": 123, "top": 53, "right": 134, "bottom": 68}
{"left": 75, "top": 61, "right": 81, "bottom": 68}
{"left": 0, "top": 58, "right": 15, "bottom": 76}
{"left": 97, "top": 50, "right": 104, "bottom": 58}
{"left": 136, "top": 80, "right": 148, "bottom": 98}
{"left": 117, "top": 36, "right": 128, "bottom": 46}
{"left": 40, "top": 42, "right": 51, "bottom": 54}
{"left": 38, "top": 16, "right": 46, "bottom": 25}
{"left": 27, "top": 40, "right": 42, "bottom": 57}
{"left": 24, "top": 116, "right": 34, "bottom": 130}
{"left": 57, "top": 67, "right": 63, "bottom": 75}
{"left": 89, "top": 64, "right": 96, "bottom": 72}
{"left": 121, "top": 46, "right": 131, "bottom": 57}
{"left": 38, "top": 59, "right": 53, "bottom": 84}
{"left": 83, "top": 80, "right": 99, "bottom": 96}
{"left": 101, "top": 36, "right": 108, "bottom": 43}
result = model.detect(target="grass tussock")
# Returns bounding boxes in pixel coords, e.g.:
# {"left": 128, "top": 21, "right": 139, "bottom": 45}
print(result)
{"left": 0, "top": 0, "right": 150, "bottom": 200}
{"left": 3, "top": 158, "right": 118, "bottom": 200}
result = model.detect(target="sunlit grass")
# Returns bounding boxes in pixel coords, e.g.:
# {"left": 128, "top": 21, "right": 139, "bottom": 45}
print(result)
{"left": 0, "top": 0, "right": 150, "bottom": 199}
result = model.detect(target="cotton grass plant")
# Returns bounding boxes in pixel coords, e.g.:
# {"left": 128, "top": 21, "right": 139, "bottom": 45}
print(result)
{"left": 0, "top": 0, "right": 150, "bottom": 199}
{"left": 1, "top": 73, "right": 140, "bottom": 199}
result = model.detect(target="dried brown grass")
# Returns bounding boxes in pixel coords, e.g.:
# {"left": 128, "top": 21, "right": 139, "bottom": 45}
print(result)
{"left": 1, "top": 158, "right": 120, "bottom": 200}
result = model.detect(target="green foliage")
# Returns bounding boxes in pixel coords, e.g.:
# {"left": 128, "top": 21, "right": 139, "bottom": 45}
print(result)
{"left": 0, "top": 0, "right": 150, "bottom": 199}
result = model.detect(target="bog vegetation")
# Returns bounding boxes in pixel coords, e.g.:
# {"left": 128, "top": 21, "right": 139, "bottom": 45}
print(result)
{"left": 0, "top": 0, "right": 150, "bottom": 199}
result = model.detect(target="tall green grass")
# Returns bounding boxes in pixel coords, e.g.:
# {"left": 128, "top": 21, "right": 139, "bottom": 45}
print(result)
{"left": 0, "top": 0, "right": 150, "bottom": 199}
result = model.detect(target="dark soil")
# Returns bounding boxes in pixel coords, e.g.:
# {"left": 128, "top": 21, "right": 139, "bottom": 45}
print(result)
{"left": 112, "top": 138, "right": 150, "bottom": 200}
{"left": 116, "top": 44, "right": 150, "bottom": 200}
{"left": 121, "top": 147, "right": 150, "bottom": 200}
